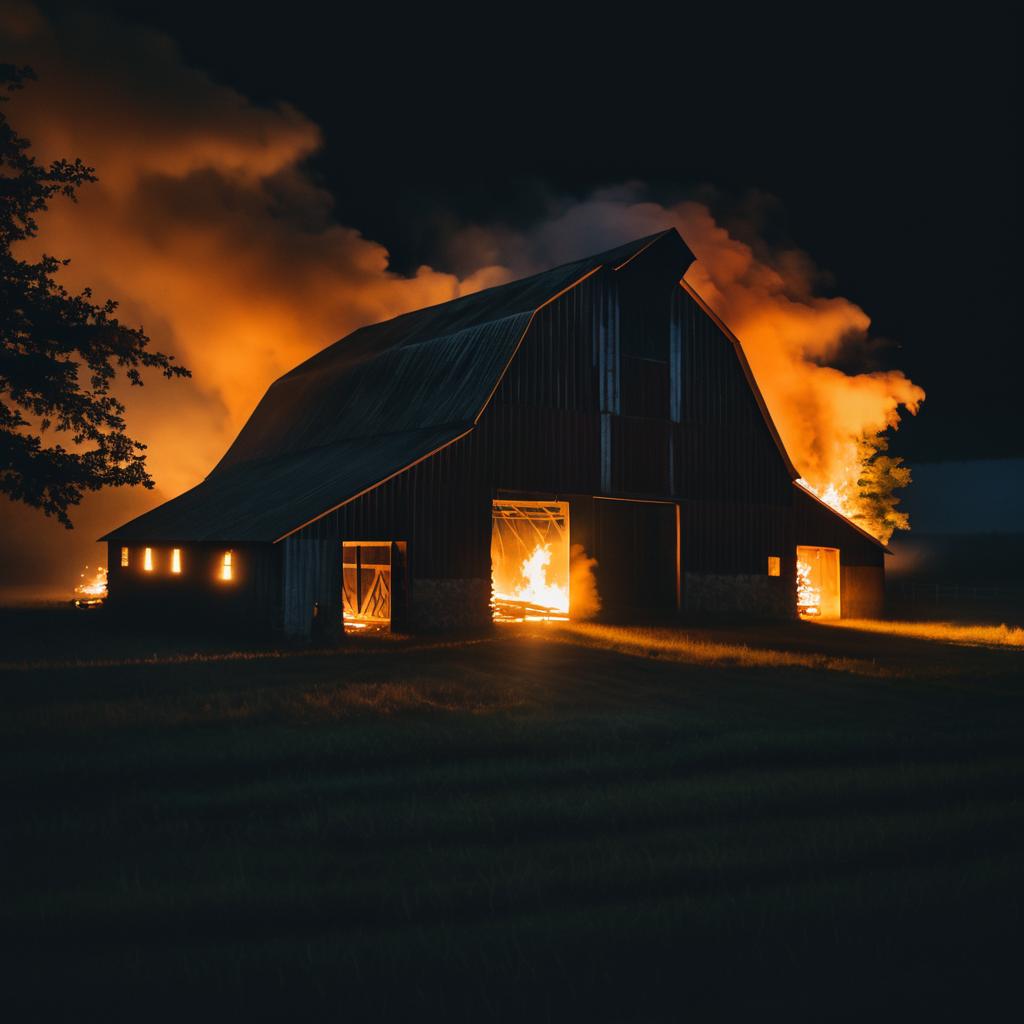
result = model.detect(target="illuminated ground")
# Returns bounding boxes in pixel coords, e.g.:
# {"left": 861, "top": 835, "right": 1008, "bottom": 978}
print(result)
{"left": 2, "top": 607, "right": 1022, "bottom": 1020}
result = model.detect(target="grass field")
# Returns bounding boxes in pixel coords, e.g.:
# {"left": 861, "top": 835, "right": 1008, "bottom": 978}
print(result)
{"left": 2, "top": 606, "right": 1022, "bottom": 1021}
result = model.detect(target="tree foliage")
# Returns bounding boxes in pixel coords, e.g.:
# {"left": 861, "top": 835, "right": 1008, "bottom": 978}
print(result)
{"left": 0, "top": 65, "right": 189, "bottom": 527}
{"left": 853, "top": 432, "right": 912, "bottom": 544}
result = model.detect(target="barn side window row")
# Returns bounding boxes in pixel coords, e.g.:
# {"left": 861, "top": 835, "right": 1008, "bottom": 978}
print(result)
{"left": 119, "top": 547, "right": 235, "bottom": 580}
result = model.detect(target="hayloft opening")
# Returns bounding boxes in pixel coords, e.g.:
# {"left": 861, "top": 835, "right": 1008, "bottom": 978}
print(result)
{"left": 343, "top": 541, "right": 393, "bottom": 631}
{"left": 796, "top": 545, "right": 840, "bottom": 618}
{"left": 491, "top": 500, "right": 570, "bottom": 622}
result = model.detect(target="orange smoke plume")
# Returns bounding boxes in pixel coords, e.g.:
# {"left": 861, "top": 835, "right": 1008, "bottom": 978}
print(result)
{"left": 676, "top": 202, "right": 924, "bottom": 539}
{"left": 448, "top": 187, "right": 925, "bottom": 542}
{"left": 1, "top": 3, "right": 507, "bottom": 498}
{"left": 1, "top": 4, "right": 921, "bottom": 599}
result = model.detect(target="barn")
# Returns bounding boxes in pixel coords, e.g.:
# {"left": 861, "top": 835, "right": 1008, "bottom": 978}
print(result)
{"left": 101, "top": 229, "right": 886, "bottom": 637}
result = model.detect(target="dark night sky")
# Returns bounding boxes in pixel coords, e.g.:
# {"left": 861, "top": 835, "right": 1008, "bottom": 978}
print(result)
{"left": 45, "top": 4, "right": 1024, "bottom": 462}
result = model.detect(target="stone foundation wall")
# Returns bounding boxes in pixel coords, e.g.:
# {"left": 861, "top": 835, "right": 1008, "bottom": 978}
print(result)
{"left": 683, "top": 572, "right": 796, "bottom": 619}
{"left": 410, "top": 578, "right": 492, "bottom": 631}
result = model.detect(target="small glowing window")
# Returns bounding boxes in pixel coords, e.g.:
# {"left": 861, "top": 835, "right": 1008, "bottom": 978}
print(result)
{"left": 120, "top": 546, "right": 129, "bottom": 567}
{"left": 220, "top": 550, "right": 233, "bottom": 581}
{"left": 768, "top": 556, "right": 781, "bottom": 577}
{"left": 171, "top": 548, "right": 182, "bottom": 574}
{"left": 143, "top": 547, "right": 154, "bottom": 572}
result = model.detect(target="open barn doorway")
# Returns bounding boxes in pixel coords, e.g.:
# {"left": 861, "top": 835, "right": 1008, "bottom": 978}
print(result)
{"left": 491, "top": 500, "right": 570, "bottom": 621}
{"left": 343, "top": 541, "right": 403, "bottom": 631}
{"left": 796, "top": 545, "right": 841, "bottom": 618}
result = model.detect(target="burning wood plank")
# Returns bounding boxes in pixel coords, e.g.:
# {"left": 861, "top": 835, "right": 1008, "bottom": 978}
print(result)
{"left": 491, "top": 598, "right": 570, "bottom": 622}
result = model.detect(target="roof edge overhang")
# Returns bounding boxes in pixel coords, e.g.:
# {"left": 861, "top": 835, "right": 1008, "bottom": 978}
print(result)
{"left": 271, "top": 425, "right": 474, "bottom": 543}
{"left": 615, "top": 228, "right": 696, "bottom": 283}
{"left": 793, "top": 479, "right": 892, "bottom": 553}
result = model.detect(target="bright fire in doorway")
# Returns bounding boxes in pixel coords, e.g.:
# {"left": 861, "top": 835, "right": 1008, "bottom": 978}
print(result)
{"left": 491, "top": 501, "right": 570, "bottom": 621}
{"left": 796, "top": 545, "right": 840, "bottom": 618}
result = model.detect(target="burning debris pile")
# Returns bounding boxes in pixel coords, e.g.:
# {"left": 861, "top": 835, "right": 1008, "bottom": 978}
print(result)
{"left": 795, "top": 546, "right": 841, "bottom": 619}
{"left": 796, "top": 560, "right": 820, "bottom": 617}
{"left": 492, "top": 543, "right": 570, "bottom": 622}
{"left": 490, "top": 502, "right": 601, "bottom": 622}
{"left": 74, "top": 565, "right": 107, "bottom": 607}
{"left": 491, "top": 501, "right": 571, "bottom": 622}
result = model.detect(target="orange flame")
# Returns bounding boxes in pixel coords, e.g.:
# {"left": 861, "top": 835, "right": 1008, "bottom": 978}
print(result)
{"left": 796, "top": 559, "right": 820, "bottom": 617}
{"left": 493, "top": 544, "right": 570, "bottom": 621}
{"left": 74, "top": 564, "right": 108, "bottom": 606}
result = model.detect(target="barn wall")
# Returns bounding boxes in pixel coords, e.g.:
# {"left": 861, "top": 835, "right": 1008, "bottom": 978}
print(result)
{"left": 794, "top": 487, "right": 886, "bottom": 568}
{"left": 106, "top": 541, "right": 280, "bottom": 632}
{"left": 671, "top": 287, "right": 798, "bottom": 615}
{"left": 281, "top": 537, "right": 343, "bottom": 640}
{"left": 289, "top": 269, "right": 815, "bottom": 632}
{"left": 794, "top": 487, "right": 886, "bottom": 617}
{"left": 840, "top": 565, "right": 885, "bottom": 618}
{"left": 293, "top": 271, "right": 613, "bottom": 632}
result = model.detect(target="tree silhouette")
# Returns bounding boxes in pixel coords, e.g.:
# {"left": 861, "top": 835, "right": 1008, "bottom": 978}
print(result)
{"left": 854, "top": 433, "right": 912, "bottom": 545}
{"left": 0, "top": 65, "right": 189, "bottom": 527}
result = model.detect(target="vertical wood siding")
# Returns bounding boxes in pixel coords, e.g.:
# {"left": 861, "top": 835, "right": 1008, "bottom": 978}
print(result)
{"left": 288, "top": 270, "right": 882, "bottom": 627}
{"left": 106, "top": 541, "right": 281, "bottom": 631}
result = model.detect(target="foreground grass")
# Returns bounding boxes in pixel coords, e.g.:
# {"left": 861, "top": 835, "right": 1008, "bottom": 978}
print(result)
{"left": 1, "top": 608, "right": 1022, "bottom": 1020}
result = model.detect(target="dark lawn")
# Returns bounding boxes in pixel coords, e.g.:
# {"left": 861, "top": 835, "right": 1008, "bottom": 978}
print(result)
{"left": 1, "top": 607, "right": 1022, "bottom": 1021}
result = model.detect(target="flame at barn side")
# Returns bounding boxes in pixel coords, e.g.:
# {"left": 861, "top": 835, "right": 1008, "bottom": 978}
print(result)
{"left": 796, "top": 546, "right": 841, "bottom": 619}
{"left": 74, "top": 565, "right": 108, "bottom": 607}
{"left": 673, "top": 202, "right": 924, "bottom": 543}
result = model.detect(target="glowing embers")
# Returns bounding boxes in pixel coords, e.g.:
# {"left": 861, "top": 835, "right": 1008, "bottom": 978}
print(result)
{"left": 796, "top": 545, "right": 840, "bottom": 619}
{"left": 74, "top": 565, "right": 108, "bottom": 607}
{"left": 343, "top": 542, "right": 392, "bottom": 631}
{"left": 492, "top": 501, "right": 570, "bottom": 622}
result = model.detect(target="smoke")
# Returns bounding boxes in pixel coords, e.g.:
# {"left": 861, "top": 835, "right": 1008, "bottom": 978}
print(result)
{"left": 445, "top": 185, "right": 925, "bottom": 538}
{"left": 569, "top": 544, "right": 601, "bottom": 620}
{"left": 675, "top": 200, "right": 925, "bottom": 525}
{"left": 0, "top": 2, "right": 508, "bottom": 498}
{"left": 0, "top": 4, "right": 922, "bottom": 595}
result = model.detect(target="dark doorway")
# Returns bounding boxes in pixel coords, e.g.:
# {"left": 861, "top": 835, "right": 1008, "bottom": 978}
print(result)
{"left": 594, "top": 499, "right": 678, "bottom": 614}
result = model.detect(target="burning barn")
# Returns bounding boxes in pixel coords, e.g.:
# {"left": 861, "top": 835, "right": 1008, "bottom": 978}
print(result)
{"left": 101, "top": 230, "right": 886, "bottom": 636}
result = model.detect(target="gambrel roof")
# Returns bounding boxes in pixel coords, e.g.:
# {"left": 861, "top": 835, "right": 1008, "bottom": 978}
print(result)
{"left": 103, "top": 230, "right": 696, "bottom": 543}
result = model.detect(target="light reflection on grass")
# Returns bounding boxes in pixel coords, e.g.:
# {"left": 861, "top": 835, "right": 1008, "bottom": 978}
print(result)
{"left": 551, "top": 622, "right": 896, "bottom": 677}
{"left": 818, "top": 619, "right": 1024, "bottom": 649}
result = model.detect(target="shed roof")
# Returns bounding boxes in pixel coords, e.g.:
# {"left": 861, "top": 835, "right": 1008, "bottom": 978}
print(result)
{"left": 103, "top": 230, "right": 692, "bottom": 543}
